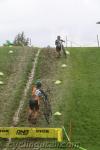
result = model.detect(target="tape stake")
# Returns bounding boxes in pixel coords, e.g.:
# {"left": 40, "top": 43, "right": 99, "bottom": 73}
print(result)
{"left": 62, "top": 127, "right": 87, "bottom": 150}
{"left": 62, "top": 126, "right": 70, "bottom": 142}
{"left": 79, "top": 147, "right": 87, "bottom": 150}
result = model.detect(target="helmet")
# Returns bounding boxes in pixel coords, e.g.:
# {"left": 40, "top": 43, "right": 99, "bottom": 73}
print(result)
{"left": 57, "top": 36, "right": 60, "bottom": 39}
{"left": 35, "top": 80, "right": 42, "bottom": 88}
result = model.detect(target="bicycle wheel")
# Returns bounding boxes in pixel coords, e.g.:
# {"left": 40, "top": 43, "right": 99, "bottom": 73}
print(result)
{"left": 43, "top": 100, "right": 52, "bottom": 124}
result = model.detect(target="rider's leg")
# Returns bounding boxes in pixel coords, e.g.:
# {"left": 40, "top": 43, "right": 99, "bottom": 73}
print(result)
{"left": 28, "top": 108, "right": 33, "bottom": 121}
{"left": 34, "top": 111, "right": 38, "bottom": 119}
{"left": 32, "top": 101, "right": 39, "bottom": 123}
{"left": 56, "top": 47, "right": 61, "bottom": 58}
{"left": 32, "top": 109, "right": 39, "bottom": 124}
{"left": 62, "top": 45, "right": 67, "bottom": 57}
{"left": 58, "top": 51, "right": 61, "bottom": 57}
{"left": 34, "top": 103, "right": 39, "bottom": 118}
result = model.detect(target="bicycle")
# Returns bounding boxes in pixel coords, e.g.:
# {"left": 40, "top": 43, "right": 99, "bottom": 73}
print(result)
{"left": 42, "top": 89, "right": 52, "bottom": 124}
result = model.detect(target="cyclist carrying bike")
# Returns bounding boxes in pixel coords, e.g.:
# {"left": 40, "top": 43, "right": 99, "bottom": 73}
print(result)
{"left": 55, "top": 36, "right": 67, "bottom": 58}
{"left": 28, "top": 80, "right": 48, "bottom": 124}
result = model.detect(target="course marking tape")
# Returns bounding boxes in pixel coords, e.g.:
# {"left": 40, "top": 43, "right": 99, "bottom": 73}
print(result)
{"left": 0, "top": 127, "right": 63, "bottom": 142}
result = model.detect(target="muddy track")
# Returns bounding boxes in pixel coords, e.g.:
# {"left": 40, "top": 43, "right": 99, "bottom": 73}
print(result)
{"left": 18, "top": 48, "right": 58, "bottom": 127}
{"left": 13, "top": 49, "right": 41, "bottom": 126}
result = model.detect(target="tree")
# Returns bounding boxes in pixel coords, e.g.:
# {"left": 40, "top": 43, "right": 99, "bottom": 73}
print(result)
{"left": 13, "top": 32, "right": 29, "bottom": 46}
{"left": 3, "top": 40, "right": 13, "bottom": 46}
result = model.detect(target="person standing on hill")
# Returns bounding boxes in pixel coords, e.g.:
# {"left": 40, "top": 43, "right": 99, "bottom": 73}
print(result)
{"left": 55, "top": 36, "right": 67, "bottom": 58}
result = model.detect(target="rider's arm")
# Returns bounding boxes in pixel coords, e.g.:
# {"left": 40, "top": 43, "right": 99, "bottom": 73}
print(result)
{"left": 39, "top": 89, "right": 48, "bottom": 101}
{"left": 60, "top": 39, "right": 65, "bottom": 42}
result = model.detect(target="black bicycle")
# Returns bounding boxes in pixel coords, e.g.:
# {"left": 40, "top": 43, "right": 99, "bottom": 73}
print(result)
{"left": 42, "top": 90, "right": 52, "bottom": 124}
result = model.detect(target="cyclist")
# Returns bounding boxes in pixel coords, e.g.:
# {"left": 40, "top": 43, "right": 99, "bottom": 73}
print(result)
{"left": 55, "top": 36, "right": 66, "bottom": 57}
{"left": 28, "top": 80, "right": 48, "bottom": 124}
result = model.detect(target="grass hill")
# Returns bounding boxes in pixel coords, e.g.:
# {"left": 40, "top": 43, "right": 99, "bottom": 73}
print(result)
{"left": 0, "top": 47, "right": 100, "bottom": 150}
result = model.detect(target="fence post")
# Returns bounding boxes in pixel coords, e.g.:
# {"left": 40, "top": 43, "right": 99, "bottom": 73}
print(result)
{"left": 97, "top": 34, "right": 99, "bottom": 47}
{"left": 66, "top": 36, "right": 68, "bottom": 48}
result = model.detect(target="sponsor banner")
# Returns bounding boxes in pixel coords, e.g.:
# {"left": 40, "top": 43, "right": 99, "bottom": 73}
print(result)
{"left": 0, "top": 127, "right": 63, "bottom": 142}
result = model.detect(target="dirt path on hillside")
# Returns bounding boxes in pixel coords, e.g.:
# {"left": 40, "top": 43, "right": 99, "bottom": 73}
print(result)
{"left": 3, "top": 48, "right": 69, "bottom": 150}
{"left": 18, "top": 48, "right": 68, "bottom": 128}
{"left": 13, "top": 49, "right": 41, "bottom": 126}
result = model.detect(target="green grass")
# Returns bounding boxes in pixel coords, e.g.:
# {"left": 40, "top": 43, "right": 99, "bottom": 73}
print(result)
{"left": 1, "top": 47, "right": 100, "bottom": 150}
{"left": 0, "top": 47, "right": 18, "bottom": 85}
{"left": 65, "top": 47, "right": 100, "bottom": 150}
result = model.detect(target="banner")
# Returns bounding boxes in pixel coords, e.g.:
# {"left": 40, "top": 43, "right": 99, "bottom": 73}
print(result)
{"left": 0, "top": 127, "right": 63, "bottom": 142}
